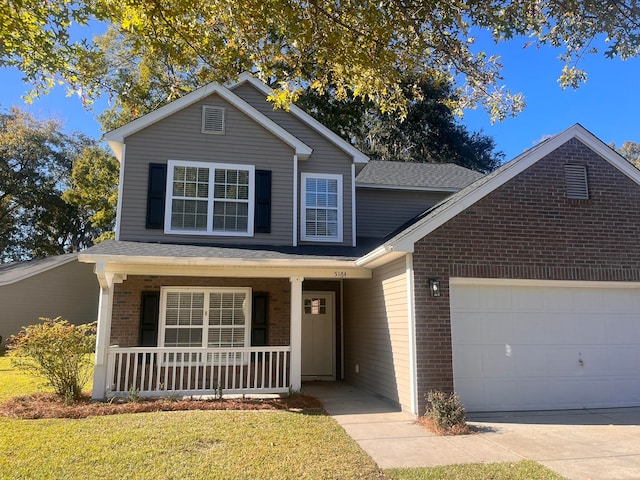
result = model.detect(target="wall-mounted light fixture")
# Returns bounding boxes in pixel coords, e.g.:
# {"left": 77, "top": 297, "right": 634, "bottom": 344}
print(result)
{"left": 429, "top": 278, "right": 441, "bottom": 297}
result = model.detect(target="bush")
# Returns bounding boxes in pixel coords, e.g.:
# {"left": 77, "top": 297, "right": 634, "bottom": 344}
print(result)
{"left": 424, "top": 390, "right": 467, "bottom": 433}
{"left": 7, "top": 317, "right": 96, "bottom": 403}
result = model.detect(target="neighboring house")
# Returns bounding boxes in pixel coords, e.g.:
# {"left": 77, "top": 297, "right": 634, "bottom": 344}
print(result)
{"left": 0, "top": 253, "right": 99, "bottom": 349}
{"left": 79, "top": 72, "right": 640, "bottom": 414}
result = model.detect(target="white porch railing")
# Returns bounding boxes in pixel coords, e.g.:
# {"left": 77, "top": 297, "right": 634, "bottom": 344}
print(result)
{"left": 105, "top": 346, "right": 291, "bottom": 397}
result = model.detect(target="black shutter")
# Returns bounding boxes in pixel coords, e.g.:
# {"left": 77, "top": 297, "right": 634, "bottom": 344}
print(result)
{"left": 254, "top": 170, "right": 271, "bottom": 233}
{"left": 139, "top": 291, "right": 160, "bottom": 347}
{"left": 251, "top": 292, "right": 269, "bottom": 346}
{"left": 146, "top": 163, "right": 167, "bottom": 229}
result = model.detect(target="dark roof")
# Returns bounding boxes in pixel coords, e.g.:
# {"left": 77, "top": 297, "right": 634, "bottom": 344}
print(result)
{"left": 80, "top": 241, "right": 371, "bottom": 262}
{"left": 355, "top": 161, "right": 484, "bottom": 190}
{"left": 0, "top": 253, "right": 79, "bottom": 286}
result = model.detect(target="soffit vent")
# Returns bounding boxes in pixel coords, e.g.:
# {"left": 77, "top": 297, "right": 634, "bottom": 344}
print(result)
{"left": 564, "top": 164, "right": 589, "bottom": 199}
{"left": 202, "top": 106, "right": 225, "bottom": 134}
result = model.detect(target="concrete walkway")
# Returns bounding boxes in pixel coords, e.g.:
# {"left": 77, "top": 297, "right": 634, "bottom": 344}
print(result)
{"left": 303, "top": 382, "right": 640, "bottom": 480}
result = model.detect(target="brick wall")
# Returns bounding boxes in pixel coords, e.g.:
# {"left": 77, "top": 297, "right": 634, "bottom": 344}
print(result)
{"left": 411, "top": 138, "right": 640, "bottom": 409}
{"left": 110, "top": 276, "right": 291, "bottom": 347}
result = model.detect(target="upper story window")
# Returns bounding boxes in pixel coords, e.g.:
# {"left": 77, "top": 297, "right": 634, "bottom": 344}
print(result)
{"left": 166, "top": 160, "right": 255, "bottom": 236}
{"left": 301, "top": 172, "right": 343, "bottom": 242}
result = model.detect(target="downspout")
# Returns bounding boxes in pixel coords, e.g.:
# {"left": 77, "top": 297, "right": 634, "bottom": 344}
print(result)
{"left": 351, "top": 163, "right": 356, "bottom": 247}
{"left": 293, "top": 155, "right": 298, "bottom": 247}
{"left": 114, "top": 144, "right": 126, "bottom": 241}
{"left": 406, "top": 253, "right": 419, "bottom": 416}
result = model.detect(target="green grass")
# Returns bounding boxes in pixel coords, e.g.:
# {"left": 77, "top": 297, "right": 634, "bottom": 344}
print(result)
{"left": 0, "top": 356, "right": 50, "bottom": 401}
{"left": 385, "top": 461, "right": 566, "bottom": 479}
{"left": 0, "top": 410, "right": 382, "bottom": 479}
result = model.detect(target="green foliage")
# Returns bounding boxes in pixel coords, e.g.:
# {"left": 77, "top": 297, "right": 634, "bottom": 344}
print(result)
{"left": 0, "top": 107, "right": 117, "bottom": 261}
{"left": 385, "top": 460, "right": 566, "bottom": 480}
{"left": 298, "top": 75, "right": 504, "bottom": 173}
{"left": 425, "top": 390, "right": 467, "bottom": 431}
{"left": 7, "top": 317, "right": 96, "bottom": 403}
{"left": 4, "top": 1, "right": 640, "bottom": 123}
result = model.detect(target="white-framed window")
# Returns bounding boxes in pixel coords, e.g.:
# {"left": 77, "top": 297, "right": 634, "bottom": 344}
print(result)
{"left": 301, "top": 172, "right": 343, "bottom": 242}
{"left": 159, "top": 287, "right": 251, "bottom": 354}
{"left": 165, "top": 160, "right": 255, "bottom": 236}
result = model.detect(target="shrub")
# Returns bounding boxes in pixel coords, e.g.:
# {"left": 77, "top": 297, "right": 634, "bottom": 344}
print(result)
{"left": 424, "top": 390, "right": 467, "bottom": 433}
{"left": 7, "top": 317, "right": 96, "bottom": 403}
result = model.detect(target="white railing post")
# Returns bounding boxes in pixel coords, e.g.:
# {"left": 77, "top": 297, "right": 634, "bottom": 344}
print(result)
{"left": 290, "top": 276, "right": 303, "bottom": 391}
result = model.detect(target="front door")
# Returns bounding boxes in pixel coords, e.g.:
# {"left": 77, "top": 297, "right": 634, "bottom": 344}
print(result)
{"left": 302, "top": 292, "right": 335, "bottom": 379}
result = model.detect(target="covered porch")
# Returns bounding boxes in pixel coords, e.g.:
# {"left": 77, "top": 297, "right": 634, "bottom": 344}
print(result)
{"left": 78, "top": 241, "right": 371, "bottom": 400}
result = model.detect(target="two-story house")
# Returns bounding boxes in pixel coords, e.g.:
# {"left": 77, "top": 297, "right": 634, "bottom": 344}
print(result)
{"left": 81, "top": 73, "right": 640, "bottom": 415}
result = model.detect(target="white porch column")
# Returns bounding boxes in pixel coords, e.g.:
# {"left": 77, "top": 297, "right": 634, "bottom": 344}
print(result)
{"left": 289, "top": 276, "right": 304, "bottom": 391}
{"left": 93, "top": 265, "right": 124, "bottom": 400}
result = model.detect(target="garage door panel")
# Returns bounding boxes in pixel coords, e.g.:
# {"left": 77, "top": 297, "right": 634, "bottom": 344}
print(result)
{"left": 452, "top": 346, "right": 484, "bottom": 377}
{"left": 480, "top": 312, "right": 513, "bottom": 344}
{"left": 451, "top": 282, "right": 640, "bottom": 411}
{"left": 450, "top": 312, "right": 481, "bottom": 344}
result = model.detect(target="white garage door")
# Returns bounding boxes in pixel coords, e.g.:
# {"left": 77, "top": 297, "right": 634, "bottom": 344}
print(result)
{"left": 450, "top": 280, "right": 640, "bottom": 412}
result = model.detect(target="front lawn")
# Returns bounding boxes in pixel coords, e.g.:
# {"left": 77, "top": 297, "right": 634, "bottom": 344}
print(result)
{"left": 386, "top": 461, "right": 565, "bottom": 480}
{"left": 0, "top": 356, "right": 382, "bottom": 479}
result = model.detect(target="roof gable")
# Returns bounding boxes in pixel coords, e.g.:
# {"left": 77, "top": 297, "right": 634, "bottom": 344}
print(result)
{"left": 358, "top": 124, "right": 640, "bottom": 266}
{"left": 229, "top": 73, "right": 369, "bottom": 164}
{"left": 0, "top": 253, "right": 79, "bottom": 286}
{"left": 104, "top": 82, "right": 313, "bottom": 162}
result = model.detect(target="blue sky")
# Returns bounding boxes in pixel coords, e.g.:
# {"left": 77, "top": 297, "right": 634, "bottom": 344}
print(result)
{"left": 0, "top": 32, "right": 638, "bottom": 161}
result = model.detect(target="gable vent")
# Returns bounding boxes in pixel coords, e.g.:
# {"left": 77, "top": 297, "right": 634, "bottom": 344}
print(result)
{"left": 202, "top": 106, "right": 225, "bottom": 134}
{"left": 564, "top": 164, "right": 589, "bottom": 199}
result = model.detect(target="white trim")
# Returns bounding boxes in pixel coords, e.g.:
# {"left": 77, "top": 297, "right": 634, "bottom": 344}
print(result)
{"left": 293, "top": 155, "right": 298, "bottom": 247}
{"left": 384, "top": 124, "right": 640, "bottom": 253}
{"left": 290, "top": 277, "right": 303, "bottom": 390}
{"left": 158, "top": 286, "right": 252, "bottom": 350}
{"left": 300, "top": 172, "right": 344, "bottom": 243}
{"left": 230, "top": 72, "right": 369, "bottom": 164}
{"left": 351, "top": 164, "right": 356, "bottom": 247}
{"left": 356, "top": 183, "right": 459, "bottom": 193}
{"left": 450, "top": 277, "right": 640, "bottom": 289}
{"left": 114, "top": 143, "right": 125, "bottom": 240}
{"left": 104, "top": 82, "right": 312, "bottom": 161}
{"left": 405, "top": 253, "right": 418, "bottom": 416}
{"left": 164, "top": 160, "right": 255, "bottom": 237}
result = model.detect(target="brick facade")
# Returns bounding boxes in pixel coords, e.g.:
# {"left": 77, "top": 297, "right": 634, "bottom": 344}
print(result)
{"left": 110, "top": 276, "right": 291, "bottom": 347}
{"left": 412, "top": 138, "right": 640, "bottom": 410}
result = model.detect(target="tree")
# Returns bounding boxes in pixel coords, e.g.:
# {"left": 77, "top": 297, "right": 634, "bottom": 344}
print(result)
{"left": 298, "top": 76, "right": 504, "bottom": 173}
{"left": 0, "top": 108, "right": 117, "bottom": 261}
{"left": 614, "top": 141, "right": 640, "bottom": 168}
{"left": 3, "top": 1, "right": 640, "bottom": 122}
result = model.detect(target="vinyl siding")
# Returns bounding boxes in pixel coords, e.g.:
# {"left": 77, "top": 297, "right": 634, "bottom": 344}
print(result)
{"left": 0, "top": 261, "right": 99, "bottom": 348}
{"left": 344, "top": 256, "right": 411, "bottom": 411}
{"left": 118, "top": 93, "right": 296, "bottom": 245}
{"left": 233, "top": 83, "right": 354, "bottom": 245}
{"left": 357, "top": 188, "right": 450, "bottom": 239}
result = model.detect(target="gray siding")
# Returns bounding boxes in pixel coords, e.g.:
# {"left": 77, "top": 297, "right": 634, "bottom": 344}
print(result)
{"left": 119, "top": 93, "right": 296, "bottom": 245}
{"left": 357, "top": 188, "right": 450, "bottom": 239}
{"left": 344, "top": 256, "right": 412, "bottom": 412}
{"left": 0, "top": 261, "right": 99, "bottom": 348}
{"left": 233, "top": 83, "right": 354, "bottom": 245}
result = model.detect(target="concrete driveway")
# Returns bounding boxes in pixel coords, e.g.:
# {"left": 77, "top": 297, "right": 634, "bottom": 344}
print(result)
{"left": 304, "top": 382, "right": 640, "bottom": 480}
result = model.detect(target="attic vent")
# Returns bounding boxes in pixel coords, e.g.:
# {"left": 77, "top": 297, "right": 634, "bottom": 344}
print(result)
{"left": 202, "top": 106, "right": 225, "bottom": 134}
{"left": 564, "top": 164, "right": 589, "bottom": 199}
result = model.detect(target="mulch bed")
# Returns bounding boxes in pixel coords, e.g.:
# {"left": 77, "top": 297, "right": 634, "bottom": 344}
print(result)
{"left": 0, "top": 393, "right": 325, "bottom": 420}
